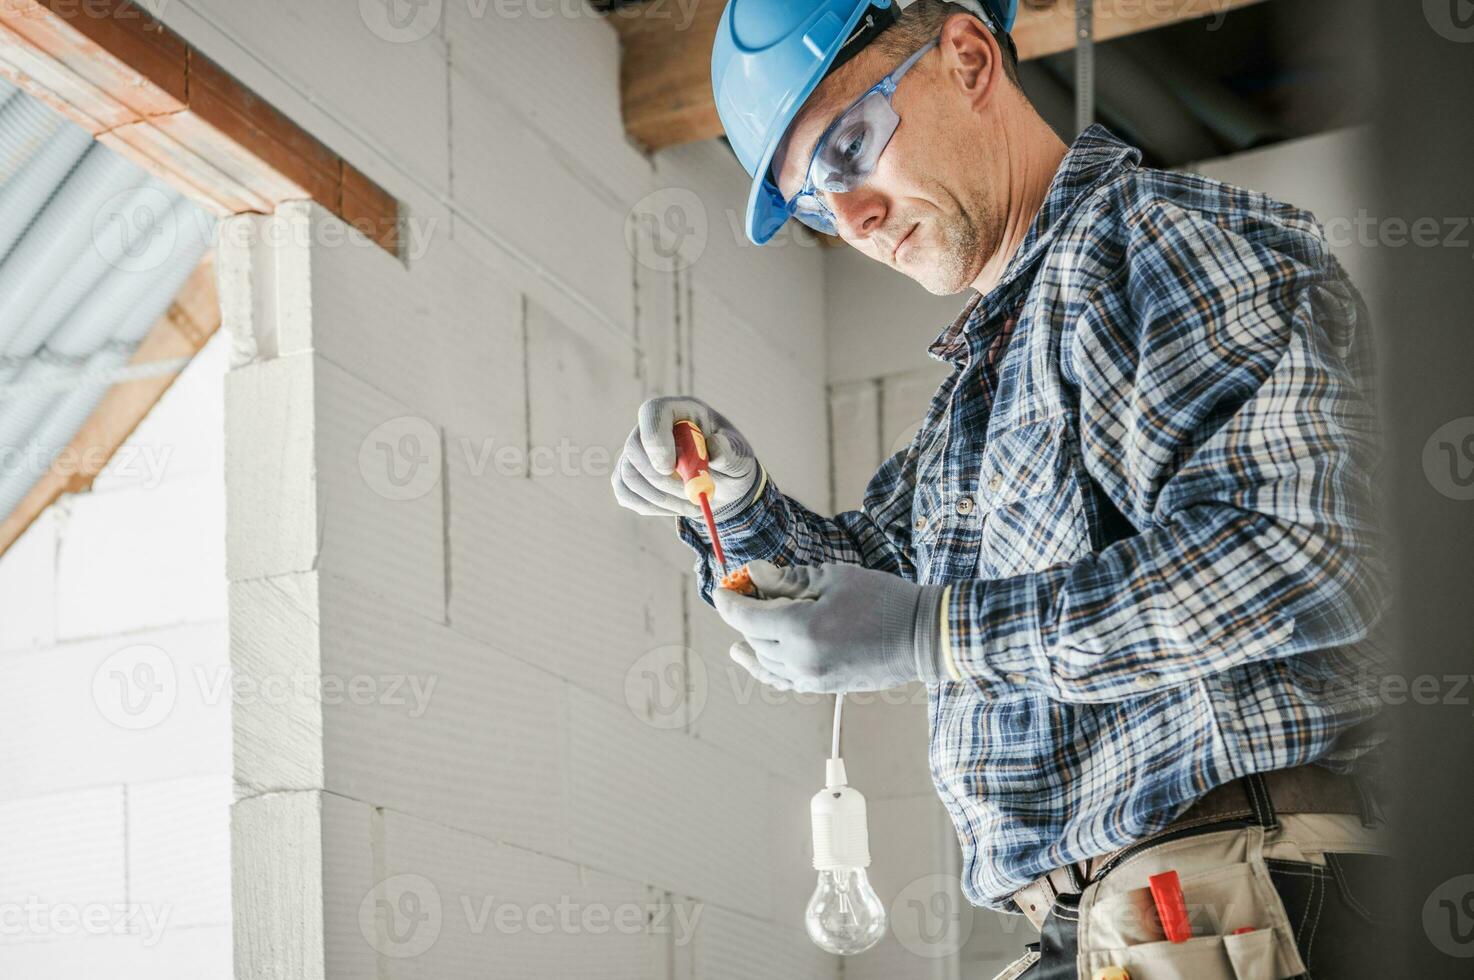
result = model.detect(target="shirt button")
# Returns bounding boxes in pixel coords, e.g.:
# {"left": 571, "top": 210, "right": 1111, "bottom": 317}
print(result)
{"left": 914, "top": 515, "right": 928, "bottom": 532}
{"left": 956, "top": 497, "right": 975, "bottom": 515}
{"left": 1137, "top": 672, "right": 1158, "bottom": 688}
{"left": 988, "top": 473, "right": 1003, "bottom": 492}
{"left": 1005, "top": 672, "right": 1028, "bottom": 685}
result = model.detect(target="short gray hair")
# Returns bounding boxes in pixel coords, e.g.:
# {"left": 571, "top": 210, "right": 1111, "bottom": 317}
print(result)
{"left": 876, "top": 0, "right": 1020, "bottom": 84}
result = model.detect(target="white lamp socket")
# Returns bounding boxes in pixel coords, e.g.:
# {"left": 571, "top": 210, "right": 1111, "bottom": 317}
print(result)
{"left": 811, "top": 757, "right": 872, "bottom": 871}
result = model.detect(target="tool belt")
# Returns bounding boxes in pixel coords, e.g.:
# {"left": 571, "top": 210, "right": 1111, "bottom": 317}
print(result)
{"left": 1012, "top": 764, "right": 1379, "bottom": 928}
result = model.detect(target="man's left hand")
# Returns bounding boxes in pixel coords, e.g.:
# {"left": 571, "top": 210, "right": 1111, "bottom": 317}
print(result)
{"left": 712, "top": 560, "right": 946, "bottom": 693}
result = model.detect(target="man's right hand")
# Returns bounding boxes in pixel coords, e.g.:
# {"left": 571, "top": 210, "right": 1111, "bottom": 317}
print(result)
{"left": 611, "top": 396, "right": 760, "bottom": 520}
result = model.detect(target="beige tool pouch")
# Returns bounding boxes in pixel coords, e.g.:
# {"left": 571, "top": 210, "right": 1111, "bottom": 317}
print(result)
{"left": 1075, "top": 826, "right": 1306, "bottom": 980}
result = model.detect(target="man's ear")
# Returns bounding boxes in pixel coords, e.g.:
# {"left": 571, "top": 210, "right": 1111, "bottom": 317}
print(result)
{"left": 938, "top": 12, "right": 1003, "bottom": 112}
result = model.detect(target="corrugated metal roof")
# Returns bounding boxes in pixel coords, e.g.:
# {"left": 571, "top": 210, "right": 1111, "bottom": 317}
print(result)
{"left": 0, "top": 76, "right": 214, "bottom": 519}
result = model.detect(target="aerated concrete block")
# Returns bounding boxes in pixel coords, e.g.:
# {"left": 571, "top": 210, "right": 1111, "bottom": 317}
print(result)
{"left": 375, "top": 809, "right": 653, "bottom": 980}
{"left": 566, "top": 687, "right": 770, "bottom": 919}
{"left": 0, "top": 622, "right": 229, "bottom": 802}
{"left": 128, "top": 776, "right": 232, "bottom": 928}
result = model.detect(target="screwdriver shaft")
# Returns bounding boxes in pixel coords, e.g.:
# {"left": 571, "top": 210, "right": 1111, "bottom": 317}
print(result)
{"left": 698, "top": 492, "right": 726, "bottom": 572}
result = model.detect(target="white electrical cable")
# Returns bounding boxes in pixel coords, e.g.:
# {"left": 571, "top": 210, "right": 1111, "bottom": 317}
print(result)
{"left": 813, "top": 691, "right": 871, "bottom": 871}
{"left": 831, "top": 693, "right": 844, "bottom": 760}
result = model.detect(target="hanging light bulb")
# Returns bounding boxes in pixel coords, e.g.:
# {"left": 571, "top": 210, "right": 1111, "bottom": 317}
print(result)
{"left": 805, "top": 696, "right": 886, "bottom": 956}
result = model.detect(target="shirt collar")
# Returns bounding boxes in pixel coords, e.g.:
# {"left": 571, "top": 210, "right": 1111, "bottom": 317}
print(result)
{"left": 929, "top": 125, "right": 1142, "bottom": 361}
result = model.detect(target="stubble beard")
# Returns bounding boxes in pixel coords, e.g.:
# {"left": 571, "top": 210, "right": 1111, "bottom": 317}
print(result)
{"left": 913, "top": 202, "right": 989, "bottom": 296}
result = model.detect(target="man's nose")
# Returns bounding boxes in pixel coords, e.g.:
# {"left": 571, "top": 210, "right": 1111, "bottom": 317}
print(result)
{"left": 829, "top": 187, "right": 887, "bottom": 240}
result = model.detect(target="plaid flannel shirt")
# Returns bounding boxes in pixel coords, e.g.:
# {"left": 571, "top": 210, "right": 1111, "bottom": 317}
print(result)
{"left": 680, "top": 126, "right": 1387, "bottom": 910}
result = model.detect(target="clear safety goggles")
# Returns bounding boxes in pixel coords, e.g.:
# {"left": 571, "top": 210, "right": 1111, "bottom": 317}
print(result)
{"left": 782, "top": 36, "right": 939, "bottom": 237}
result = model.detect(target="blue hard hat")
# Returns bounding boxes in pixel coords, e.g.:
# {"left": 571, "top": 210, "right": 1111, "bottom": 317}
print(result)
{"left": 712, "top": 0, "right": 1018, "bottom": 244}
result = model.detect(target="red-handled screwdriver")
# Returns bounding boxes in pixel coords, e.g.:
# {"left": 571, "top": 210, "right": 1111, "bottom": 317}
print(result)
{"left": 672, "top": 420, "right": 727, "bottom": 573}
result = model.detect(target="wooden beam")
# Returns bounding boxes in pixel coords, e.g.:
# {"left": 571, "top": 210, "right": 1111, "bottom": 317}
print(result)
{"left": 0, "top": 256, "right": 221, "bottom": 560}
{"left": 609, "top": 0, "right": 1267, "bottom": 152}
{"left": 0, "top": 0, "right": 399, "bottom": 252}
{"left": 1010, "top": 0, "right": 1264, "bottom": 58}
{"left": 608, "top": 0, "right": 724, "bottom": 155}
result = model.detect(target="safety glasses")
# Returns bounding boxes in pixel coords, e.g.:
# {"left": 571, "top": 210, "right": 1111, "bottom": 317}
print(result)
{"left": 782, "top": 36, "right": 939, "bottom": 237}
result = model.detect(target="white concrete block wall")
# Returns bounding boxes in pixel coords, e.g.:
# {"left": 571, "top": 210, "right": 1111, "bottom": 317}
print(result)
{"left": 0, "top": 621, "right": 229, "bottom": 800}
{"left": 828, "top": 380, "right": 882, "bottom": 514}
{"left": 231, "top": 791, "right": 327, "bottom": 980}
{"left": 129, "top": 777, "right": 233, "bottom": 929}
{"left": 155, "top": 0, "right": 452, "bottom": 219}
{"left": 205, "top": 6, "right": 837, "bottom": 978}
{"left": 840, "top": 689, "right": 936, "bottom": 804}
{"left": 0, "top": 924, "right": 231, "bottom": 979}
{"left": 55, "top": 470, "right": 227, "bottom": 637}
{"left": 0, "top": 336, "right": 233, "bottom": 977}
{"left": 655, "top": 140, "right": 828, "bottom": 378}
{"left": 445, "top": 459, "right": 685, "bottom": 712}
{"left": 522, "top": 297, "right": 646, "bottom": 514}
{"left": 314, "top": 357, "right": 446, "bottom": 619}
{"left": 448, "top": 75, "right": 636, "bottom": 325}
{"left": 0, "top": 507, "right": 57, "bottom": 651}
{"left": 697, "top": 906, "right": 837, "bottom": 980}
{"left": 826, "top": 244, "right": 967, "bottom": 385}
{"left": 690, "top": 286, "right": 830, "bottom": 510}
{"left": 687, "top": 595, "right": 832, "bottom": 790}
{"left": 0, "top": 786, "right": 127, "bottom": 912}
{"left": 377, "top": 806, "right": 673, "bottom": 980}
{"left": 320, "top": 572, "right": 573, "bottom": 857}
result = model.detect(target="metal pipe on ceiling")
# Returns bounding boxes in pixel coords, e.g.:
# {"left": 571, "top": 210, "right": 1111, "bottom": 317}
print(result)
{"left": 1041, "top": 47, "right": 1221, "bottom": 163}
{"left": 0, "top": 147, "right": 145, "bottom": 355}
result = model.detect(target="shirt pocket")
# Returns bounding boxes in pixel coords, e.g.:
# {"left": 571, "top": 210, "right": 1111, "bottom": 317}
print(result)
{"left": 911, "top": 487, "right": 977, "bottom": 584}
{"left": 977, "top": 415, "right": 1092, "bottom": 579}
{"left": 909, "top": 415, "right": 969, "bottom": 584}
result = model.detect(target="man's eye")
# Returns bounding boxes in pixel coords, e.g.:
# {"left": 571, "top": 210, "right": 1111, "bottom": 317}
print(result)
{"left": 840, "top": 130, "right": 866, "bottom": 162}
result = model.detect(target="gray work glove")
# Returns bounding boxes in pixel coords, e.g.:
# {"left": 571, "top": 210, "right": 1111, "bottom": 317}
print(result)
{"left": 610, "top": 396, "right": 761, "bottom": 521}
{"left": 712, "top": 560, "right": 948, "bottom": 693}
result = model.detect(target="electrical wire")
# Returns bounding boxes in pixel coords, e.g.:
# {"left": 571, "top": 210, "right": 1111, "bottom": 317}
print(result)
{"left": 831, "top": 693, "right": 844, "bottom": 760}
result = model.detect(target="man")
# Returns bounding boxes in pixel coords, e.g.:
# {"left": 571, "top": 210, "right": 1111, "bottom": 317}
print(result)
{"left": 612, "top": 1, "right": 1390, "bottom": 976}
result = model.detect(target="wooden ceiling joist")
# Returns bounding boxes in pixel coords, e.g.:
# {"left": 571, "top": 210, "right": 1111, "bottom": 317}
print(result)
{"left": 0, "top": 0, "right": 399, "bottom": 252}
{"left": 608, "top": 0, "right": 1267, "bottom": 153}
